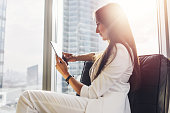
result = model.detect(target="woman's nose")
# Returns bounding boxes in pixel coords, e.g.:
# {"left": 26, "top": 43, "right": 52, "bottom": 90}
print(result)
{"left": 96, "top": 27, "right": 100, "bottom": 33}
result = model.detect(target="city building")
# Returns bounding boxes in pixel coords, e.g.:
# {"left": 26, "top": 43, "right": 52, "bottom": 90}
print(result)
{"left": 0, "top": 0, "right": 7, "bottom": 88}
{"left": 61, "top": 0, "right": 101, "bottom": 93}
{"left": 27, "top": 65, "right": 38, "bottom": 86}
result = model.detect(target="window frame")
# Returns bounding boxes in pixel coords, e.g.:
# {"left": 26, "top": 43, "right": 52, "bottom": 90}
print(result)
{"left": 42, "top": 0, "right": 53, "bottom": 91}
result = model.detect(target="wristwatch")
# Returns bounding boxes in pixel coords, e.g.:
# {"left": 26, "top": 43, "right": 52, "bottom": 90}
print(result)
{"left": 65, "top": 75, "right": 73, "bottom": 84}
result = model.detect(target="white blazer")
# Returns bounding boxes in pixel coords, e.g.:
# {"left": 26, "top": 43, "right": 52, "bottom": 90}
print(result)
{"left": 80, "top": 43, "right": 134, "bottom": 113}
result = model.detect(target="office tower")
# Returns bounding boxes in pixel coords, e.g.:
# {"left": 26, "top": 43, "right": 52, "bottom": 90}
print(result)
{"left": 27, "top": 65, "right": 38, "bottom": 86}
{"left": 62, "top": 0, "right": 100, "bottom": 93}
{"left": 0, "top": 0, "right": 7, "bottom": 88}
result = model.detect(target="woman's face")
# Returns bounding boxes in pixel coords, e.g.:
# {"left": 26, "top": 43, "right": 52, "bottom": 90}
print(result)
{"left": 96, "top": 20, "right": 109, "bottom": 41}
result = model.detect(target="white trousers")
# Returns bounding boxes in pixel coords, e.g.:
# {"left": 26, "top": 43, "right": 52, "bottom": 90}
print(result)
{"left": 16, "top": 90, "right": 89, "bottom": 113}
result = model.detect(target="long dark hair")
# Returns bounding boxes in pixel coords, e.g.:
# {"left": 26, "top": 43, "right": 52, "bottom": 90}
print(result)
{"left": 94, "top": 3, "right": 141, "bottom": 92}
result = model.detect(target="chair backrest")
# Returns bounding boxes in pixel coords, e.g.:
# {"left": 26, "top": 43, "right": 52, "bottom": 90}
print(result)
{"left": 79, "top": 54, "right": 170, "bottom": 113}
{"left": 80, "top": 61, "right": 93, "bottom": 86}
{"left": 76, "top": 61, "right": 93, "bottom": 96}
{"left": 129, "top": 54, "right": 170, "bottom": 113}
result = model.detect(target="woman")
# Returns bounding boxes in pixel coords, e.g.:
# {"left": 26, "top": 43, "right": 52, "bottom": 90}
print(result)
{"left": 16, "top": 3, "right": 140, "bottom": 113}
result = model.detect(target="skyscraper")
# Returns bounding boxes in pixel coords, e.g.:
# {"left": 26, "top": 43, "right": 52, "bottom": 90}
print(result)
{"left": 0, "top": 0, "right": 7, "bottom": 88}
{"left": 27, "top": 65, "right": 39, "bottom": 86}
{"left": 62, "top": 0, "right": 100, "bottom": 93}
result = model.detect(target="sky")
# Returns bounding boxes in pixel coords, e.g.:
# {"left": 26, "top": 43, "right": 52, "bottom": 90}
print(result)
{"left": 97, "top": 0, "right": 159, "bottom": 55}
{"left": 117, "top": 0, "right": 159, "bottom": 55}
{"left": 4, "top": 0, "right": 44, "bottom": 74}
{"left": 4, "top": 0, "right": 160, "bottom": 74}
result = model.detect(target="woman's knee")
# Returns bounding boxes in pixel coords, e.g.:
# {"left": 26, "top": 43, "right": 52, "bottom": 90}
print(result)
{"left": 16, "top": 90, "right": 38, "bottom": 113}
{"left": 17, "top": 90, "right": 30, "bottom": 105}
{"left": 21, "top": 90, "right": 32, "bottom": 98}
{"left": 18, "top": 90, "right": 33, "bottom": 102}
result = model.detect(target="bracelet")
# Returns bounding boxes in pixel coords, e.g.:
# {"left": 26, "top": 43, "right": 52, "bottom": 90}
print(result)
{"left": 65, "top": 75, "right": 73, "bottom": 84}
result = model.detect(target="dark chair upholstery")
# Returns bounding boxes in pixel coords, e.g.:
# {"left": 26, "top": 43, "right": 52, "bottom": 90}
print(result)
{"left": 78, "top": 54, "right": 170, "bottom": 113}
{"left": 80, "top": 61, "right": 93, "bottom": 86}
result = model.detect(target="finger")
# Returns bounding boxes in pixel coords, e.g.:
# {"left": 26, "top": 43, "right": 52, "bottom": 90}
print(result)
{"left": 63, "top": 52, "right": 72, "bottom": 56}
{"left": 58, "top": 57, "right": 64, "bottom": 63}
{"left": 56, "top": 55, "right": 60, "bottom": 63}
{"left": 62, "top": 52, "right": 70, "bottom": 55}
{"left": 58, "top": 57, "right": 67, "bottom": 65}
{"left": 56, "top": 55, "right": 58, "bottom": 60}
{"left": 56, "top": 56, "right": 63, "bottom": 64}
{"left": 60, "top": 60, "right": 62, "bottom": 64}
{"left": 56, "top": 63, "right": 60, "bottom": 68}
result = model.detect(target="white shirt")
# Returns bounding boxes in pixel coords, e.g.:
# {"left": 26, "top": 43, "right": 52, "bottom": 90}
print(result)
{"left": 80, "top": 43, "right": 134, "bottom": 113}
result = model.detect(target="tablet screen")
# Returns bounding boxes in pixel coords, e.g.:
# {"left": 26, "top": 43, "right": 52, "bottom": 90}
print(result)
{"left": 50, "top": 41, "right": 61, "bottom": 57}
{"left": 50, "top": 41, "right": 68, "bottom": 65}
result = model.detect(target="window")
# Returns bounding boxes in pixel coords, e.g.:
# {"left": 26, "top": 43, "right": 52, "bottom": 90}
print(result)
{"left": 156, "top": 0, "right": 170, "bottom": 58}
{"left": 0, "top": 0, "right": 44, "bottom": 112}
{"left": 166, "top": 0, "right": 170, "bottom": 58}
{"left": 168, "top": 0, "right": 170, "bottom": 36}
{"left": 115, "top": 0, "right": 159, "bottom": 56}
{"left": 53, "top": 0, "right": 169, "bottom": 95}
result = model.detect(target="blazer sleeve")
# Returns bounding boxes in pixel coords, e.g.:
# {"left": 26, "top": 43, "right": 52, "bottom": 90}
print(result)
{"left": 80, "top": 44, "right": 132, "bottom": 99}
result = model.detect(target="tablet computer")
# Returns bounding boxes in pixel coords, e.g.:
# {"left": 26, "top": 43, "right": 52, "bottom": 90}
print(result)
{"left": 50, "top": 41, "right": 60, "bottom": 57}
{"left": 50, "top": 41, "right": 68, "bottom": 65}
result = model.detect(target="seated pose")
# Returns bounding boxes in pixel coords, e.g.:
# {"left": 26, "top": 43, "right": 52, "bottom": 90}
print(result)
{"left": 16, "top": 3, "right": 140, "bottom": 113}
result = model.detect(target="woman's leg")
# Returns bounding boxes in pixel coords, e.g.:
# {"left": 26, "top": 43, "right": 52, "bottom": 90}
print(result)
{"left": 16, "top": 90, "right": 89, "bottom": 113}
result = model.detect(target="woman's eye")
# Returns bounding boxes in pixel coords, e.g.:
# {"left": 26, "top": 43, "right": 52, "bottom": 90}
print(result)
{"left": 96, "top": 23, "right": 100, "bottom": 27}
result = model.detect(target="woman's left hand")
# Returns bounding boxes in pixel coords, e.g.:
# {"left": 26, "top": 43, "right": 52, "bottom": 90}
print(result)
{"left": 56, "top": 55, "right": 70, "bottom": 79}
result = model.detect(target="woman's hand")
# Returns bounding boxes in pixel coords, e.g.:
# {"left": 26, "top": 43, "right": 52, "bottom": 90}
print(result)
{"left": 62, "top": 52, "right": 77, "bottom": 62}
{"left": 56, "top": 55, "right": 70, "bottom": 79}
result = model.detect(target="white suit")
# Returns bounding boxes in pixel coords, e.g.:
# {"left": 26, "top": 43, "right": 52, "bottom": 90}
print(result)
{"left": 16, "top": 43, "right": 133, "bottom": 113}
{"left": 80, "top": 43, "right": 133, "bottom": 113}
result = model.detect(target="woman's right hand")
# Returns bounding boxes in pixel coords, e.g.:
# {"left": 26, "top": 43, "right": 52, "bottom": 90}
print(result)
{"left": 62, "top": 52, "right": 77, "bottom": 62}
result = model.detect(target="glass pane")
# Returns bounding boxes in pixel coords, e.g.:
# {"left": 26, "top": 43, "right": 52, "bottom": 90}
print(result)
{"left": 0, "top": 0, "right": 44, "bottom": 112}
{"left": 168, "top": 0, "right": 170, "bottom": 37}
{"left": 116, "top": 0, "right": 159, "bottom": 55}
{"left": 167, "top": 0, "right": 170, "bottom": 58}
{"left": 156, "top": 0, "right": 169, "bottom": 57}
{"left": 54, "top": 0, "right": 159, "bottom": 94}
{"left": 164, "top": 4, "right": 169, "bottom": 109}
{"left": 55, "top": 0, "right": 100, "bottom": 94}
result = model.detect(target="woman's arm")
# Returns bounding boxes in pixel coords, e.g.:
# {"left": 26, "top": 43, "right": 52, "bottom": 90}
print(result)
{"left": 64, "top": 73, "right": 84, "bottom": 95}
{"left": 63, "top": 52, "right": 95, "bottom": 62}
{"left": 75, "top": 53, "right": 95, "bottom": 61}
{"left": 55, "top": 56, "right": 84, "bottom": 95}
